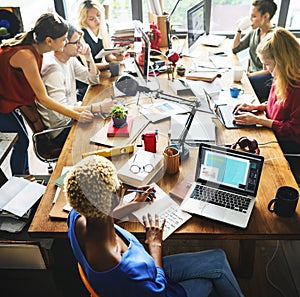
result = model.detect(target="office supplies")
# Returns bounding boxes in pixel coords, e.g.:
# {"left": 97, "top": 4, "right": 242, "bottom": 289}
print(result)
{"left": 117, "top": 150, "right": 164, "bottom": 187}
{"left": 82, "top": 144, "right": 134, "bottom": 158}
{"left": 126, "top": 183, "right": 192, "bottom": 240}
{"left": 180, "top": 143, "right": 264, "bottom": 228}
{"left": 203, "top": 89, "right": 255, "bottom": 129}
{"left": 186, "top": 72, "right": 222, "bottom": 82}
{"left": 127, "top": 189, "right": 156, "bottom": 195}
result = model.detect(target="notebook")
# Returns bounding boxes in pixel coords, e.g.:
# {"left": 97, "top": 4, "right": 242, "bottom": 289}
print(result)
{"left": 200, "top": 34, "right": 226, "bottom": 47}
{"left": 203, "top": 89, "right": 254, "bottom": 129}
{"left": 180, "top": 143, "right": 264, "bottom": 228}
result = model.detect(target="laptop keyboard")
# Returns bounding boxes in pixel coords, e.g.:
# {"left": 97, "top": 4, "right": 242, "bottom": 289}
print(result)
{"left": 190, "top": 185, "right": 251, "bottom": 213}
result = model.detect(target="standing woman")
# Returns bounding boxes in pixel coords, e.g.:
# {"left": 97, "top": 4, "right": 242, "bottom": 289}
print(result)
{"left": 232, "top": 0, "right": 277, "bottom": 102}
{"left": 0, "top": 13, "right": 93, "bottom": 175}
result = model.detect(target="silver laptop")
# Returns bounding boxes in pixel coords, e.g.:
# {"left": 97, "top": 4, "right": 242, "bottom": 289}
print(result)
{"left": 180, "top": 143, "right": 264, "bottom": 228}
{"left": 203, "top": 89, "right": 255, "bottom": 129}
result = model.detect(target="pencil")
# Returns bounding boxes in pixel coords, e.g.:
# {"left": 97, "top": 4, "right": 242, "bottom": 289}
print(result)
{"left": 127, "top": 189, "right": 155, "bottom": 195}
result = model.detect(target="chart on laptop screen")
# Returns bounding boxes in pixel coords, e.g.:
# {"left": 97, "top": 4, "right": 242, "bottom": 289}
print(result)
{"left": 199, "top": 151, "right": 249, "bottom": 189}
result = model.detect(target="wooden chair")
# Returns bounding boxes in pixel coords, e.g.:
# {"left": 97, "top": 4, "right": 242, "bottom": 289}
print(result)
{"left": 18, "top": 104, "right": 72, "bottom": 173}
{"left": 77, "top": 263, "right": 100, "bottom": 297}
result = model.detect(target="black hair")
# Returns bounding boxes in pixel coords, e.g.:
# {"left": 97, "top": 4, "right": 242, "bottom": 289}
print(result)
{"left": 252, "top": 0, "right": 277, "bottom": 19}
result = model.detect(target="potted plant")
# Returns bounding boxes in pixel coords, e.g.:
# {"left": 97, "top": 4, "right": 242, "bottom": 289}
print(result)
{"left": 110, "top": 104, "right": 128, "bottom": 128}
{"left": 176, "top": 64, "right": 186, "bottom": 77}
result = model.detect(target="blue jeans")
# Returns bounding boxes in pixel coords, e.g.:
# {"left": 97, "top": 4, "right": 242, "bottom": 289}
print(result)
{"left": 0, "top": 111, "right": 29, "bottom": 175}
{"left": 248, "top": 74, "right": 273, "bottom": 103}
{"left": 163, "top": 249, "right": 244, "bottom": 297}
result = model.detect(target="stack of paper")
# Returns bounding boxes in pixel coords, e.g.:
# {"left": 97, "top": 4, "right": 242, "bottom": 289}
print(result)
{"left": 117, "top": 150, "right": 164, "bottom": 187}
{"left": 124, "top": 183, "right": 192, "bottom": 240}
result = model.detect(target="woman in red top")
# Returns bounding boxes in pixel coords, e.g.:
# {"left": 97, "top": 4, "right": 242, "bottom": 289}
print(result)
{"left": 233, "top": 27, "right": 300, "bottom": 176}
{"left": 0, "top": 13, "right": 94, "bottom": 175}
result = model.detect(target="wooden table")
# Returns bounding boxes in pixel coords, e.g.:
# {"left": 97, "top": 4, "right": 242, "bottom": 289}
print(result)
{"left": 29, "top": 40, "right": 300, "bottom": 277}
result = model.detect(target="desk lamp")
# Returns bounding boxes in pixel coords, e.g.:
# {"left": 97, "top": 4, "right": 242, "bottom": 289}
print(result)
{"left": 165, "top": 0, "right": 182, "bottom": 54}
{"left": 153, "top": 90, "right": 200, "bottom": 161}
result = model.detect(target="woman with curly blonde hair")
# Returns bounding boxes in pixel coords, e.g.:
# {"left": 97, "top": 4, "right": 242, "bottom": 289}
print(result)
{"left": 233, "top": 27, "right": 300, "bottom": 176}
{"left": 65, "top": 155, "right": 244, "bottom": 297}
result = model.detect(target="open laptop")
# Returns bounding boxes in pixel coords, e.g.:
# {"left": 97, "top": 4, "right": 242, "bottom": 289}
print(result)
{"left": 180, "top": 143, "right": 264, "bottom": 228}
{"left": 203, "top": 89, "right": 254, "bottom": 129}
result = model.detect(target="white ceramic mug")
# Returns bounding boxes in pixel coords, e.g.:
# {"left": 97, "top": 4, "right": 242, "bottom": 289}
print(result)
{"left": 233, "top": 66, "right": 244, "bottom": 82}
{"left": 239, "top": 17, "right": 252, "bottom": 31}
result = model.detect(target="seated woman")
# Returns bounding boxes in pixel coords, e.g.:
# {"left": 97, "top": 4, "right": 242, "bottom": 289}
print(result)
{"left": 76, "top": 0, "right": 124, "bottom": 98}
{"left": 65, "top": 155, "right": 244, "bottom": 297}
{"left": 233, "top": 27, "right": 300, "bottom": 180}
{"left": 232, "top": 0, "right": 277, "bottom": 102}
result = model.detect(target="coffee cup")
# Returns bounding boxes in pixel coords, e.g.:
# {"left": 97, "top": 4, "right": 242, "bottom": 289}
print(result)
{"left": 230, "top": 84, "right": 244, "bottom": 98}
{"left": 233, "top": 66, "right": 244, "bottom": 82}
{"left": 238, "top": 17, "right": 252, "bottom": 31}
{"left": 109, "top": 61, "right": 120, "bottom": 77}
{"left": 163, "top": 146, "right": 180, "bottom": 175}
{"left": 268, "top": 186, "right": 299, "bottom": 217}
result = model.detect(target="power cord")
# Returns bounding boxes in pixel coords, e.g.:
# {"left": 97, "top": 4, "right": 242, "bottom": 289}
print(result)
{"left": 265, "top": 240, "right": 287, "bottom": 297}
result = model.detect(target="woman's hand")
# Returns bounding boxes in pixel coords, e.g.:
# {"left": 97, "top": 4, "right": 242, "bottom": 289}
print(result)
{"left": 132, "top": 186, "right": 156, "bottom": 203}
{"left": 143, "top": 213, "right": 165, "bottom": 267}
{"left": 77, "top": 109, "right": 94, "bottom": 123}
{"left": 234, "top": 112, "right": 259, "bottom": 126}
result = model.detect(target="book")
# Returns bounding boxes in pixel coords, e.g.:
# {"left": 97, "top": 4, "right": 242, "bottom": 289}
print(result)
{"left": 126, "top": 183, "right": 192, "bottom": 240}
{"left": 186, "top": 71, "right": 222, "bottom": 82}
{"left": 107, "top": 116, "right": 133, "bottom": 137}
{"left": 90, "top": 115, "right": 149, "bottom": 147}
{"left": 0, "top": 177, "right": 45, "bottom": 218}
{"left": 117, "top": 150, "right": 164, "bottom": 187}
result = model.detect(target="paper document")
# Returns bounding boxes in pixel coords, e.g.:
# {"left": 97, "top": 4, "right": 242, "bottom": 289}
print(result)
{"left": 95, "top": 47, "right": 127, "bottom": 59}
{"left": 171, "top": 112, "right": 216, "bottom": 145}
{"left": 0, "top": 177, "right": 45, "bottom": 217}
{"left": 125, "top": 183, "right": 192, "bottom": 240}
{"left": 213, "top": 90, "right": 256, "bottom": 106}
{"left": 140, "top": 101, "right": 189, "bottom": 123}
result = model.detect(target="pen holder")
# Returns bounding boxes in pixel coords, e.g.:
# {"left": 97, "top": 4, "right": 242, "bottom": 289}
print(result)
{"left": 164, "top": 146, "right": 180, "bottom": 175}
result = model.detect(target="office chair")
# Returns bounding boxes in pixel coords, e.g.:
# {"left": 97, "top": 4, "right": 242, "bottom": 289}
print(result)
{"left": 284, "top": 154, "right": 300, "bottom": 186}
{"left": 18, "top": 104, "right": 72, "bottom": 173}
{"left": 77, "top": 263, "right": 100, "bottom": 297}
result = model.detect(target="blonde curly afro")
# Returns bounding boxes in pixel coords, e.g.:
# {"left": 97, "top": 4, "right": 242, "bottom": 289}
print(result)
{"left": 64, "top": 155, "right": 121, "bottom": 219}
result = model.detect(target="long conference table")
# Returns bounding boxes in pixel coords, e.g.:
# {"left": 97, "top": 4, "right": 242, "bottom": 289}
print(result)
{"left": 29, "top": 40, "right": 300, "bottom": 278}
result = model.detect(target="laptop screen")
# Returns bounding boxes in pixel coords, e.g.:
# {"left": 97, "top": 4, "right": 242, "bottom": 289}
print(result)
{"left": 195, "top": 144, "right": 264, "bottom": 196}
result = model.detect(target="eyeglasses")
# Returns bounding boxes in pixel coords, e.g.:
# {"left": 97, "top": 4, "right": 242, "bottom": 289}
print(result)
{"left": 65, "top": 38, "right": 81, "bottom": 46}
{"left": 130, "top": 154, "right": 154, "bottom": 174}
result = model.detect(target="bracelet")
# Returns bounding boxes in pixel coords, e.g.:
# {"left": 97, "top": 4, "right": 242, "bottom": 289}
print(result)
{"left": 237, "top": 29, "right": 242, "bottom": 33}
{"left": 150, "top": 242, "right": 162, "bottom": 248}
{"left": 90, "top": 103, "right": 94, "bottom": 113}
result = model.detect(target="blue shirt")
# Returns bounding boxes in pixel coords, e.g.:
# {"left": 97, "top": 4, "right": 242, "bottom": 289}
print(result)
{"left": 68, "top": 209, "right": 186, "bottom": 297}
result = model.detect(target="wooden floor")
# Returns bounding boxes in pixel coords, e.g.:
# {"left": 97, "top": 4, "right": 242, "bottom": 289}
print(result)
{"left": 1, "top": 134, "right": 299, "bottom": 297}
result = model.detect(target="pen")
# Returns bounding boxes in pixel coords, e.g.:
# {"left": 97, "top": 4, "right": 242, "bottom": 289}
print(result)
{"left": 127, "top": 189, "right": 155, "bottom": 195}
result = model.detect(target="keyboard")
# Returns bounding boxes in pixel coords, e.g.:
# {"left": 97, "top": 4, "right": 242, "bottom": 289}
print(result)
{"left": 190, "top": 184, "right": 251, "bottom": 213}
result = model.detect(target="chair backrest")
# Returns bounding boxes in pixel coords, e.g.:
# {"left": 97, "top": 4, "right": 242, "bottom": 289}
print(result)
{"left": 18, "top": 104, "right": 63, "bottom": 162}
{"left": 78, "top": 263, "right": 100, "bottom": 297}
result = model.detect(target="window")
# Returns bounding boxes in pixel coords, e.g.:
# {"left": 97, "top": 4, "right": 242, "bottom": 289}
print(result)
{"left": 1, "top": 0, "right": 55, "bottom": 31}
{"left": 210, "top": 0, "right": 281, "bottom": 33}
{"left": 286, "top": 0, "right": 300, "bottom": 30}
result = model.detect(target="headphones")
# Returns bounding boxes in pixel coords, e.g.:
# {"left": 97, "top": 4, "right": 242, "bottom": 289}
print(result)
{"left": 231, "top": 136, "right": 260, "bottom": 155}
